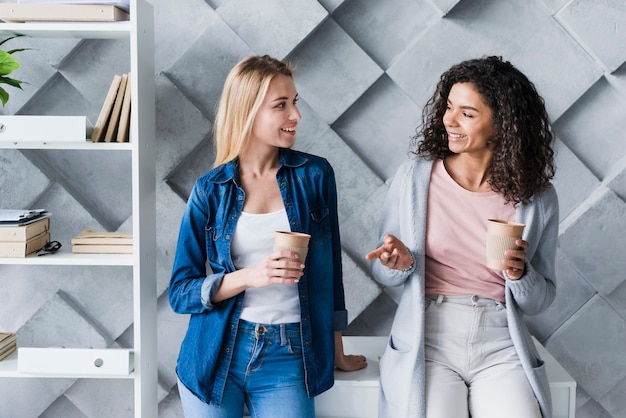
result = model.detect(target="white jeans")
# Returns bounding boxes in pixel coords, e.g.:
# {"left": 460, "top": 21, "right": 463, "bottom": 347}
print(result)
{"left": 424, "top": 295, "right": 542, "bottom": 418}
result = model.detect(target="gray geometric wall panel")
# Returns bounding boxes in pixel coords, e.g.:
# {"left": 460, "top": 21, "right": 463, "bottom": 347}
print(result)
{"left": 1, "top": 0, "right": 625, "bottom": 417}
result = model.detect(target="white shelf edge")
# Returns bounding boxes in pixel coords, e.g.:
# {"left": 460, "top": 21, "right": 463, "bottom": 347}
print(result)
{"left": 0, "top": 141, "right": 132, "bottom": 150}
{"left": 0, "top": 21, "right": 130, "bottom": 39}
{"left": 0, "top": 250, "right": 133, "bottom": 266}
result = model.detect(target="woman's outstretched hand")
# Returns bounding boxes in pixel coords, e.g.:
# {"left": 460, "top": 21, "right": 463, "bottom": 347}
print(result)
{"left": 365, "top": 234, "right": 413, "bottom": 271}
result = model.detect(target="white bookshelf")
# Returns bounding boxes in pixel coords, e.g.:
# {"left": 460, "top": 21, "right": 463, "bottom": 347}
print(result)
{"left": 0, "top": 1, "right": 157, "bottom": 417}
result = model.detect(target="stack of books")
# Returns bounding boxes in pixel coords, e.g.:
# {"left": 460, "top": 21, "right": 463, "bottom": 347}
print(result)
{"left": 0, "top": 332, "right": 17, "bottom": 361}
{"left": 71, "top": 229, "right": 133, "bottom": 254}
{"left": 0, "top": 210, "right": 51, "bottom": 258}
{"left": 91, "top": 72, "right": 132, "bottom": 143}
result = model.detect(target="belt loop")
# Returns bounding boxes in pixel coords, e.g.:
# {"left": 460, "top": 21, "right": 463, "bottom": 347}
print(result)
{"left": 280, "top": 324, "right": 288, "bottom": 346}
{"left": 436, "top": 294, "right": 444, "bottom": 306}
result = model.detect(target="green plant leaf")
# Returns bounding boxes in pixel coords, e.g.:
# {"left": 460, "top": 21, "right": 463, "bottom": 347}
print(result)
{"left": 0, "top": 75, "right": 23, "bottom": 88}
{"left": 0, "top": 50, "right": 20, "bottom": 76}
{"left": 0, "top": 87, "right": 9, "bottom": 106}
{"left": 8, "top": 48, "right": 32, "bottom": 55}
{"left": 0, "top": 34, "right": 26, "bottom": 48}
{"left": 0, "top": 35, "right": 28, "bottom": 105}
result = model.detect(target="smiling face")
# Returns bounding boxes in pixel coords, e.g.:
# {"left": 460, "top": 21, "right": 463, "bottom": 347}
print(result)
{"left": 443, "top": 82, "right": 495, "bottom": 158}
{"left": 249, "top": 74, "right": 301, "bottom": 152}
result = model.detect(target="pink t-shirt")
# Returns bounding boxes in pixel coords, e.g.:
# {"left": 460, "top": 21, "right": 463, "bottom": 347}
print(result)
{"left": 425, "top": 159, "right": 516, "bottom": 302}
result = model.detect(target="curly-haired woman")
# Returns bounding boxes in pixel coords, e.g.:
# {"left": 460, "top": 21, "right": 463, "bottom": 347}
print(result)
{"left": 366, "top": 56, "right": 558, "bottom": 418}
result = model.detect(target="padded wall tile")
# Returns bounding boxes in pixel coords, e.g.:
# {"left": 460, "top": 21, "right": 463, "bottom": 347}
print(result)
{"left": 546, "top": 295, "right": 626, "bottom": 401}
{"left": 25, "top": 182, "right": 107, "bottom": 247}
{"left": 387, "top": 18, "right": 486, "bottom": 111}
{"left": 338, "top": 184, "right": 388, "bottom": 268}
{"left": 0, "top": 36, "right": 75, "bottom": 115}
{"left": 156, "top": 295, "right": 187, "bottom": 388}
{"left": 318, "top": 0, "right": 346, "bottom": 13}
{"left": 288, "top": 18, "right": 383, "bottom": 124}
{"left": 17, "top": 290, "right": 110, "bottom": 348}
{"left": 155, "top": 74, "right": 211, "bottom": 179}
{"left": 605, "top": 162, "right": 626, "bottom": 204}
{"left": 0, "top": 378, "right": 64, "bottom": 418}
{"left": 332, "top": 0, "right": 436, "bottom": 69}
{"left": 305, "top": 126, "right": 384, "bottom": 222}
{"left": 0, "top": 264, "right": 59, "bottom": 331}
{"left": 156, "top": 182, "right": 188, "bottom": 295}
{"left": 19, "top": 72, "right": 95, "bottom": 119}
{"left": 556, "top": 0, "right": 626, "bottom": 72}
{"left": 526, "top": 250, "right": 595, "bottom": 341}
{"left": 554, "top": 78, "right": 626, "bottom": 180}
{"left": 40, "top": 395, "right": 87, "bottom": 418}
{"left": 576, "top": 389, "right": 613, "bottom": 418}
{"left": 332, "top": 74, "right": 422, "bottom": 181}
{"left": 341, "top": 250, "right": 382, "bottom": 323}
{"left": 58, "top": 265, "right": 133, "bottom": 340}
{"left": 429, "top": 0, "right": 463, "bottom": 15}
{"left": 150, "top": 0, "right": 216, "bottom": 70}
{"left": 165, "top": 22, "right": 254, "bottom": 120}
{"left": 216, "top": 0, "right": 327, "bottom": 59}
{"left": 56, "top": 39, "right": 130, "bottom": 122}
{"left": 606, "top": 280, "right": 626, "bottom": 328}
{"left": 559, "top": 187, "right": 626, "bottom": 295}
{"left": 165, "top": 139, "right": 214, "bottom": 202}
{"left": 552, "top": 138, "right": 600, "bottom": 221}
{"left": 0, "top": 149, "right": 49, "bottom": 208}
{"left": 509, "top": 22, "right": 602, "bottom": 120}
{"left": 64, "top": 379, "right": 134, "bottom": 418}
{"left": 23, "top": 149, "right": 132, "bottom": 231}
{"left": 345, "top": 292, "right": 397, "bottom": 337}
{"left": 597, "top": 375, "right": 626, "bottom": 418}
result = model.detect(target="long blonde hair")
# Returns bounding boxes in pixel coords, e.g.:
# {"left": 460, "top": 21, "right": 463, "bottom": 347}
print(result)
{"left": 213, "top": 55, "right": 294, "bottom": 167}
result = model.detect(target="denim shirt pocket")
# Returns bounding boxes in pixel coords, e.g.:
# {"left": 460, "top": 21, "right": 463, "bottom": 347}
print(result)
{"left": 309, "top": 206, "right": 330, "bottom": 241}
{"left": 310, "top": 206, "right": 329, "bottom": 223}
{"left": 206, "top": 225, "right": 223, "bottom": 262}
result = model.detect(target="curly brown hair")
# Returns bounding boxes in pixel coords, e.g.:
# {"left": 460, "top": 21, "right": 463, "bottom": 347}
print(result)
{"left": 412, "top": 56, "right": 555, "bottom": 204}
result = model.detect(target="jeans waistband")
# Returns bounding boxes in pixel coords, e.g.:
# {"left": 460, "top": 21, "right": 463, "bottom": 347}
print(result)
{"left": 238, "top": 319, "right": 301, "bottom": 344}
{"left": 426, "top": 294, "right": 505, "bottom": 309}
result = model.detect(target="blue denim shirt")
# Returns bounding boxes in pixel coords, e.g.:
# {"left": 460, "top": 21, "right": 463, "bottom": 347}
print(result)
{"left": 169, "top": 148, "right": 348, "bottom": 405}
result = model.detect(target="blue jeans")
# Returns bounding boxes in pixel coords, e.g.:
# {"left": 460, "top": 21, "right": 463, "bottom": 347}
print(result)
{"left": 178, "top": 319, "right": 315, "bottom": 418}
{"left": 424, "top": 295, "right": 541, "bottom": 418}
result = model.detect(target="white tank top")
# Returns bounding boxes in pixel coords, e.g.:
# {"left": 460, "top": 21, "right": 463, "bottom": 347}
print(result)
{"left": 231, "top": 208, "right": 301, "bottom": 324}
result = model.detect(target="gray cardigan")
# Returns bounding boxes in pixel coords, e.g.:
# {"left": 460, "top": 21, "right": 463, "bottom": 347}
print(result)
{"left": 370, "top": 157, "right": 559, "bottom": 418}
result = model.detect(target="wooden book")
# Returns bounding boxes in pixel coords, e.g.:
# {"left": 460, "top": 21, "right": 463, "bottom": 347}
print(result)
{"left": 0, "top": 4, "right": 129, "bottom": 23}
{"left": 72, "top": 244, "right": 133, "bottom": 254}
{"left": 0, "top": 217, "right": 49, "bottom": 242}
{"left": 0, "top": 231, "right": 50, "bottom": 258}
{"left": 91, "top": 74, "right": 122, "bottom": 143}
{"left": 0, "top": 342, "right": 16, "bottom": 361}
{"left": 103, "top": 73, "right": 128, "bottom": 143}
{"left": 71, "top": 229, "right": 133, "bottom": 245}
{"left": 116, "top": 73, "right": 131, "bottom": 143}
{"left": 0, "top": 332, "right": 16, "bottom": 348}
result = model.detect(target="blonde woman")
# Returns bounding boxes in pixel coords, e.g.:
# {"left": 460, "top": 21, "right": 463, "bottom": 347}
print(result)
{"left": 169, "top": 55, "right": 366, "bottom": 418}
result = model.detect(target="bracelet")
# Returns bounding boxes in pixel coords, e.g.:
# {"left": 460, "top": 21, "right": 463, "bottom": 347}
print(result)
{"left": 400, "top": 251, "right": 415, "bottom": 273}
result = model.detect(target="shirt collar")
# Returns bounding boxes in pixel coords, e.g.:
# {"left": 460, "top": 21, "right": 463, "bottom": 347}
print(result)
{"left": 207, "top": 148, "right": 308, "bottom": 184}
